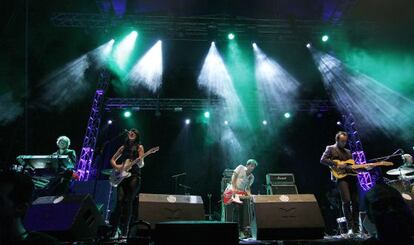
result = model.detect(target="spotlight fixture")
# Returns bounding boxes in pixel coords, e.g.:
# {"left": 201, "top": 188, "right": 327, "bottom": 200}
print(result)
{"left": 123, "top": 111, "right": 131, "bottom": 118}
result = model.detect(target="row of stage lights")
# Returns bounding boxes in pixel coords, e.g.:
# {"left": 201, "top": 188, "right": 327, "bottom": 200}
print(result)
{"left": 106, "top": 110, "right": 292, "bottom": 125}
{"left": 111, "top": 30, "right": 329, "bottom": 48}
{"left": 225, "top": 32, "right": 329, "bottom": 46}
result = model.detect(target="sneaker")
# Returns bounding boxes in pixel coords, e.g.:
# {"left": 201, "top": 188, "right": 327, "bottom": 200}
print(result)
{"left": 110, "top": 227, "right": 120, "bottom": 239}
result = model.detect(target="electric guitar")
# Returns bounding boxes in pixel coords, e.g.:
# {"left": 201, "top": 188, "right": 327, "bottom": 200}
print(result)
{"left": 330, "top": 159, "right": 393, "bottom": 179}
{"left": 222, "top": 185, "right": 251, "bottom": 205}
{"left": 109, "top": 146, "right": 159, "bottom": 187}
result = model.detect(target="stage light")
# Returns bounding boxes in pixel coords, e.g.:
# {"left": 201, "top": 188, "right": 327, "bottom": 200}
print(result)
{"left": 253, "top": 43, "right": 300, "bottom": 116}
{"left": 224, "top": 120, "right": 229, "bottom": 125}
{"left": 185, "top": 119, "right": 191, "bottom": 125}
{"left": 197, "top": 42, "right": 242, "bottom": 123}
{"left": 284, "top": 112, "right": 291, "bottom": 118}
{"left": 306, "top": 43, "right": 311, "bottom": 48}
{"left": 227, "top": 33, "right": 235, "bottom": 40}
{"left": 39, "top": 39, "right": 116, "bottom": 110}
{"left": 107, "top": 120, "right": 113, "bottom": 125}
{"left": 123, "top": 111, "right": 131, "bottom": 118}
{"left": 337, "top": 121, "right": 342, "bottom": 126}
{"left": 252, "top": 42, "right": 257, "bottom": 48}
{"left": 103, "top": 39, "right": 115, "bottom": 56}
{"left": 262, "top": 120, "right": 267, "bottom": 125}
{"left": 322, "top": 35, "right": 329, "bottom": 42}
{"left": 211, "top": 41, "right": 215, "bottom": 46}
{"left": 127, "top": 40, "right": 163, "bottom": 92}
{"left": 309, "top": 48, "right": 414, "bottom": 137}
{"left": 204, "top": 111, "right": 210, "bottom": 118}
{"left": 114, "top": 30, "right": 138, "bottom": 70}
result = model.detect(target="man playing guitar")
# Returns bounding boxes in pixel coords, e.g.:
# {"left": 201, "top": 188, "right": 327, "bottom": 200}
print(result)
{"left": 225, "top": 159, "right": 258, "bottom": 238}
{"left": 320, "top": 131, "right": 359, "bottom": 235}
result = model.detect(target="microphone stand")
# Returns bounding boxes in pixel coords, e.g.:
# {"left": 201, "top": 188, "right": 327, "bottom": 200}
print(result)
{"left": 367, "top": 151, "right": 403, "bottom": 162}
{"left": 179, "top": 183, "right": 192, "bottom": 195}
{"left": 92, "top": 130, "right": 127, "bottom": 223}
{"left": 366, "top": 150, "right": 403, "bottom": 185}
{"left": 171, "top": 172, "right": 186, "bottom": 194}
{"left": 207, "top": 194, "right": 212, "bottom": 220}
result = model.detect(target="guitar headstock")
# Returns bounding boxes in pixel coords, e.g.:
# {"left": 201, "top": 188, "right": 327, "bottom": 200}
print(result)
{"left": 148, "top": 146, "right": 160, "bottom": 154}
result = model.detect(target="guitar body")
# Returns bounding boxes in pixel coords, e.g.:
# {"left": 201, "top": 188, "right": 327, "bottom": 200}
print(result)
{"left": 330, "top": 159, "right": 357, "bottom": 179}
{"left": 330, "top": 159, "right": 394, "bottom": 179}
{"left": 223, "top": 186, "right": 248, "bottom": 205}
{"left": 109, "top": 159, "right": 134, "bottom": 187}
{"left": 109, "top": 146, "right": 159, "bottom": 187}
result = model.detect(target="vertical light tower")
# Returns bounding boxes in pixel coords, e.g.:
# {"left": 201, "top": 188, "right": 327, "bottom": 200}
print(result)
{"left": 342, "top": 112, "right": 377, "bottom": 191}
{"left": 76, "top": 69, "right": 110, "bottom": 181}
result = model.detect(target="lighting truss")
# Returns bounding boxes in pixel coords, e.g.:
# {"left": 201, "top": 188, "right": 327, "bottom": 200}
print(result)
{"left": 104, "top": 98, "right": 334, "bottom": 112}
{"left": 51, "top": 13, "right": 378, "bottom": 42}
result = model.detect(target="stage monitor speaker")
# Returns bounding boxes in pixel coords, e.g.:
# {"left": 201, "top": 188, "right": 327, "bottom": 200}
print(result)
{"left": 138, "top": 193, "right": 205, "bottom": 229}
{"left": 72, "top": 180, "right": 117, "bottom": 219}
{"left": 252, "top": 194, "right": 325, "bottom": 240}
{"left": 154, "top": 221, "right": 238, "bottom": 245}
{"left": 24, "top": 194, "right": 104, "bottom": 241}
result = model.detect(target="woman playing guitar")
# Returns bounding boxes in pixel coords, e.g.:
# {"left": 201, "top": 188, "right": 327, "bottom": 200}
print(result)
{"left": 109, "top": 128, "right": 144, "bottom": 238}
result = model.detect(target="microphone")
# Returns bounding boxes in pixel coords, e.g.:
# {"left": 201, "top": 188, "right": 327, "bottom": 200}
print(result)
{"left": 171, "top": 172, "right": 186, "bottom": 178}
{"left": 117, "top": 129, "right": 129, "bottom": 137}
{"left": 179, "top": 183, "right": 191, "bottom": 189}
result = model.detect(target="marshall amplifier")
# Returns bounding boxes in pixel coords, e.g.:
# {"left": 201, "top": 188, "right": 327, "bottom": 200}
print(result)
{"left": 266, "top": 173, "right": 298, "bottom": 195}
{"left": 266, "top": 173, "right": 295, "bottom": 185}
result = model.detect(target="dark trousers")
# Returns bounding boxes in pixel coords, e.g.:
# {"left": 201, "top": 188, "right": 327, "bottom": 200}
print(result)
{"left": 229, "top": 200, "right": 252, "bottom": 233}
{"left": 110, "top": 175, "right": 141, "bottom": 235}
{"left": 337, "top": 176, "right": 359, "bottom": 231}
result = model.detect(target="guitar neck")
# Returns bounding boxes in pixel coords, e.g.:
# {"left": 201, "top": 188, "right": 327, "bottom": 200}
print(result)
{"left": 352, "top": 162, "right": 391, "bottom": 169}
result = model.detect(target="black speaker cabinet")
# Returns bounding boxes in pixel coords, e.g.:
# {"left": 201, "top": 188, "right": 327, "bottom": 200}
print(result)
{"left": 138, "top": 193, "right": 205, "bottom": 229}
{"left": 267, "top": 184, "right": 298, "bottom": 195}
{"left": 252, "top": 194, "right": 325, "bottom": 240}
{"left": 24, "top": 194, "right": 104, "bottom": 241}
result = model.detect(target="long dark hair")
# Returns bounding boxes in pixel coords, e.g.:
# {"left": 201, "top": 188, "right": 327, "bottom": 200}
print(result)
{"left": 123, "top": 128, "right": 140, "bottom": 147}
{"left": 122, "top": 128, "right": 140, "bottom": 159}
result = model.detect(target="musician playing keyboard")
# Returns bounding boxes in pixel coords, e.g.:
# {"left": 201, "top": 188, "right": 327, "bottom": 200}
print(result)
{"left": 47, "top": 136, "right": 77, "bottom": 196}
{"left": 52, "top": 136, "right": 76, "bottom": 170}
